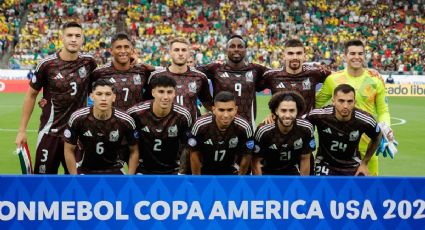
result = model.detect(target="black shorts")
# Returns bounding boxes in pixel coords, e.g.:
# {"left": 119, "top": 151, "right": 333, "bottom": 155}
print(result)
{"left": 77, "top": 167, "right": 125, "bottom": 175}
{"left": 314, "top": 159, "right": 357, "bottom": 176}
{"left": 34, "top": 133, "right": 68, "bottom": 174}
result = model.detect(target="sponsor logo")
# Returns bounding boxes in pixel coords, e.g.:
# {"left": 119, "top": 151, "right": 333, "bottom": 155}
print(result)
{"left": 83, "top": 130, "right": 93, "bottom": 137}
{"left": 254, "top": 145, "right": 261, "bottom": 153}
{"left": 246, "top": 140, "right": 254, "bottom": 150}
{"left": 269, "top": 144, "right": 277, "bottom": 150}
{"left": 294, "top": 138, "right": 303, "bottom": 150}
{"left": 142, "top": 126, "right": 150, "bottom": 133}
{"left": 376, "top": 125, "right": 380, "bottom": 133}
{"left": 109, "top": 130, "right": 119, "bottom": 142}
{"left": 64, "top": 129, "right": 72, "bottom": 138}
{"left": 220, "top": 72, "right": 230, "bottom": 78}
{"left": 54, "top": 73, "right": 63, "bottom": 79}
{"left": 204, "top": 139, "right": 214, "bottom": 145}
{"left": 309, "top": 139, "right": 316, "bottom": 149}
{"left": 31, "top": 77, "right": 37, "bottom": 83}
{"left": 276, "top": 82, "right": 286, "bottom": 89}
{"left": 134, "top": 130, "right": 140, "bottom": 138}
{"left": 229, "top": 137, "right": 239, "bottom": 148}
{"left": 323, "top": 128, "right": 332, "bottom": 134}
{"left": 349, "top": 130, "right": 360, "bottom": 141}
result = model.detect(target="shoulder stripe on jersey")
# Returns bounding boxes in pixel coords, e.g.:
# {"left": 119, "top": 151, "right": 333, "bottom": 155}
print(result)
{"left": 115, "top": 110, "right": 136, "bottom": 129}
{"left": 355, "top": 111, "right": 377, "bottom": 127}
{"left": 263, "top": 68, "right": 283, "bottom": 76}
{"left": 307, "top": 107, "right": 333, "bottom": 115}
{"left": 296, "top": 119, "right": 314, "bottom": 134}
{"left": 189, "top": 67, "right": 208, "bottom": 77}
{"left": 127, "top": 102, "right": 151, "bottom": 114}
{"left": 35, "top": 54, "right": 58, "bottom": 72}
{"left": 191, "top": 116, "right": 213, "bottom": 135}
{"left": 93, "top": 62, "right": 112, "bottom": 72}
{"left": 255, "top": 124, "right": 275, "bottom": 141}
{"left": 234, "top": 117, "right": 253, "bottom": 137}
{"left": 147, "top": 69, "right": 167, "bottom": 84}
{"left": 68, "top": 107, "right": 90, "bottom": 126}
{"left": 173, "top": 105, "right": 192, "bottom": 127}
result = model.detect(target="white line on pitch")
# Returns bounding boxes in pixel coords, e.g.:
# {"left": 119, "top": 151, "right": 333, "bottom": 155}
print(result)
{"left": 0, "top": 128, "right": 38, "bottom": 132}
{"left": 391, "top": 117, "right": 407, "bottom": 126}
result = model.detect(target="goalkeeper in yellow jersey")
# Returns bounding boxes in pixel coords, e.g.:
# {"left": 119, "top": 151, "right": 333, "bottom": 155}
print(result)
{"left": 315, "top": 40, "right": 396, "bottom": 176}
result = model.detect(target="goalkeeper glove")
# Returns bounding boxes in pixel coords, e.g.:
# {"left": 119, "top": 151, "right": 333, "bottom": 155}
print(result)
{"left": 376, "top": 122, "right": 398, "bottom": 158}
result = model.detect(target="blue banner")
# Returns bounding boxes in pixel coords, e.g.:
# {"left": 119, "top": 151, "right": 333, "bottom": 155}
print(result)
{"left": 0, "top": 176, "right": 424, "bottom": 229}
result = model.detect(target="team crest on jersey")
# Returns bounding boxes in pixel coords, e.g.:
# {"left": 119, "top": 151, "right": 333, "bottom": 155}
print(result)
{"left": 188, "top": 81, "right": 197, "bottom": 93}
{"left": 109, "top": 129, "right": 119, "bottom": 142}
{"left": 294, "top": 138, "right": 303, "bottom": 150}
{"left": 168, "top": 125, "right": 178, "bottom": 137}
{"left": 349, "top": 130, "right": 360, "bottom": 141}
{"left": 245, "top": 71, "right": 254, "bottom": 82}
{"left": 78, "top": 67, "right": 87, "bottom": 78}
{"left": 39, "top": 165, "right": 46, "bottom": 174}
{"left": 133, "top": 74, "right": 142, "bottom": 85}
{"left": 302, "top": 78, "right": 311, "bottom": 90}
{"left": 229, "top": 137, "right": 239, "bottom": 148}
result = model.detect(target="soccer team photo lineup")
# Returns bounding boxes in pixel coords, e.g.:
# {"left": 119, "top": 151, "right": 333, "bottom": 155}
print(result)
{"left": 11, "top": 17, "right": 401, "bottom": 177}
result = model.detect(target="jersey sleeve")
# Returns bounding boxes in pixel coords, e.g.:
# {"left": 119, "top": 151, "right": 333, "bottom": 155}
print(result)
{"left": 237, "top": 124, "right": 254, "bottom": 156}
{"left": 253, "top": 126, "right": 267, "bottom": 158}
{"left": 124, "top": 117, "right": 138, "bottom": 146}
{"left": 254, "top": 64, "right": 270, "bottom": 92}
{"left": 315, "top": 76, "right": 334, "bottom": 108}
{"left": 364, "top": 115, "right": 381, "bottom": 141}
{"left": 188, "top": 124, "right": 203, "bottom": 152}
{"left": 142, "top": 74, "right": 155, "bottom": 100}
{"left": 30, "top": 61, "right": 48, "bottom": 91}
{"left": 375, "top": 76, "right": 391, "bottom": 125}
{"left": 198, "top": 76, "right": 213, "bottom": 108}
{"left": 196, "top": 63, "right": 217, "bottom": 79}
{"left": 63, "top": 118, "right": 79, "bottom": 145}
{"left": 302, "top": 124, "right": 316, "bottom": 155}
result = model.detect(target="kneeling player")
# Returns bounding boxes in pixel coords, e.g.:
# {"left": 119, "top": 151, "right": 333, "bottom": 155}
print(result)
{"left": 189, "top": 91, "right": 254, "bottom": 175}
{"left": 305, "top": 84, "right": 382, "bottom": 176}
{"left": 64, "top": 79, "right": 139, "bottom": 174}
{"left": 127, "top": 76, "right": 192, "bottom": 174}
{"left": 253, "top": 91, "right": 315, "bottom": 175}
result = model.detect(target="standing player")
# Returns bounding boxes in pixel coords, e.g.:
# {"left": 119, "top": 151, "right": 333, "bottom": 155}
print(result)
{"left": 261, "top": 39, "right": 331, "bottom": 116}
{"left": 91, "top": 32, "right": 153, "bottom": 111}
{"left": 189, "top": 91, "right": 254, "bottom": 175}
{"left": 145, "top": 37, "right": 212, "bottom": 121}
{"left": 197, "top": 35, "right": 269, "bottom": 128}
{"left": 253, "top": 91, "right": 315, "bottom": 175}
{"left": 15, "top": 22, "right": 97, "bottom": 174}
{"left": 127, "top": 76, "right": 192, "bottom": 174}
{"left": 64, "top": 79, "right": 139, "bottom": 174}
{"left": 315, "top": 40, "right": 393, "bottom": 176}
{"left": 305, "top": 84, "right": 382, "bottom": 176}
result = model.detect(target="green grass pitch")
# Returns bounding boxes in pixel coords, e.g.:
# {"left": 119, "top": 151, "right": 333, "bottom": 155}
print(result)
{"left": 1, "top": 93, "right": 424, "bottom": 175}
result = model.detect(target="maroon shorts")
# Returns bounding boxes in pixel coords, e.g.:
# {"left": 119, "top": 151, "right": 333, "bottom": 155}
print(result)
{"left": 34, "top": 133, "right": 68, "bottom": 174}
{"left": 77, "top": 167, "right": 125, "bottom": 175}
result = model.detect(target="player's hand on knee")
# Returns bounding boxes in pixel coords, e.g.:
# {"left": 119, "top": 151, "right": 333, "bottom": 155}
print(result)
{"left": 355, "top": 162, "right": 369, "bottom": 176}
{"left": 38, "top": 98, "right": 47, "bottom": 108}
{"left": 15, "top": 131, "right": 27, "bottom": 148}
{"left": 262, "top": 113, "right": 275, "bottom": 125}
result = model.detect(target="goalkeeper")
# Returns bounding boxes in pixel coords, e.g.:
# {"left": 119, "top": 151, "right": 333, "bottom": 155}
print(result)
{"left": 316, "top": 40, "right": 396, "bottom": 176}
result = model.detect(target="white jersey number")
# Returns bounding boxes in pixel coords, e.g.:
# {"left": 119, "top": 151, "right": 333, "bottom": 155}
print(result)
{"left": 234, "top": 83, "right": 242, "bottom": 97}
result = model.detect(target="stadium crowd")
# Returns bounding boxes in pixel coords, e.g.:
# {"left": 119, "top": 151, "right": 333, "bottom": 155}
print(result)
{"left": 6, "top": 0, "right": 425, "bottom": 74}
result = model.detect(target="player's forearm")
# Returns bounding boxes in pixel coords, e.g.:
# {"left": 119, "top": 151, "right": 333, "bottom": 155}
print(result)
{"left": 252, "top": 157, "right": 262, "bottom": 175}
{"left": 362, "top": 133, "right": 383, "bottom": 165}
{"left": 64, "top": 143, "right": 78, "bottom": 175}
{"left": 18, "top": 88, "right": 39, "bottom": 132}
{"left": 238, "top": 154, "right": 252, "bottom": 175}
{"left": 190, "top": 151, "right": 201, "bottom": 175}
{"left": 300, "top": 154, "right": 311, "bottom": 176}
{"left": 128, "top": 145, "right": 139, "bottom": 175}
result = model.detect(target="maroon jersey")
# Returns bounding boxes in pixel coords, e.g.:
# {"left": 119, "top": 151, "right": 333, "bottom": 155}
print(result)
{"left": 91, "top": 62, "right": 151, "bottom": 111}
{"left": 197, "top": 63, "right": 269, "bottom": 127}
{"left": 305, "top": 106, "right": 380, "bottom": 174}
{"left": 188, "top": 114, "right": 254, "bottom": 175}
{"left": 127, "top": 101, "right": 192, "bottom": 174}
{"left": 261, "top": 65, "right": 330, "bottom": 114}
{"left": 64, "top": 107, "right": 138, "bottom": 171}
{"left": 30, "top": 52, "right": 97, "bottom": 137}
{"left": 145, "top": 67, "right": 212, "bottom": 121}
{"left": 254, "top": 119, "right": 315, "bottom": 175}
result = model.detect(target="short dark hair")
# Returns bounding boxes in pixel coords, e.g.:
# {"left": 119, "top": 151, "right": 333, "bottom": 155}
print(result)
{"left": 227, "top": 34, "right": 247, "bottom": 48}
{"left": 333, "top": 84, "right": 356, "bottom": 97}
{"left": 344, "top": 40, "right": 364, "bottom": 53}
{"left": 111, "top": 32, "right": 134, "bottom": 46}
{"left": 268, "top": 91, "right": 305, "bottom": 117}
{"left": 91, "top": 79, "right": 115, "bottom": 92}
{"left": 214, "top": 91, "right": 235, "bottom": 104}
{"left": 62, "top": 21, "right": 82, "bottom": 31}
{"left": 285, "top": 39, "right": 304, "bottom": 49}
{"left": 150, "top": 75, "right": 177, "bottom": 89}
